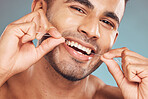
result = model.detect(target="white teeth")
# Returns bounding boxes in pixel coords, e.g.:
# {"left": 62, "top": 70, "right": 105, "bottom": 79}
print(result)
{"left": 66, "top": 40, "right": 92, "bottom": 55}
{"left": 71, "top": 41, "right": 74, "bottom": 47}
{"left": 68, "top": 41, "right": 71, "bottom": 46}
{"left": 78, "top": 44, "right": 82, "bottom": 49}
{"left": 74, "top": 42, "right": 78, "bottom": 48}
{"left": 86, "top": 48, "right": 91, "bottom": 55}
{"left": 77, "top": 51, "right": 83, "bottom": 55}
{"left": 82, "top": 47, "right": 86, "bottom": 52}
{"left": 66, "top": 41, "right": 68, "bottom": 45}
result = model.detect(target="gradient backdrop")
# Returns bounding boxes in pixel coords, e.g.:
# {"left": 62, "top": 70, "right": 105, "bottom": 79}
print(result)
{"left": 0, "top": 0, "right": 148, "bottom": 86}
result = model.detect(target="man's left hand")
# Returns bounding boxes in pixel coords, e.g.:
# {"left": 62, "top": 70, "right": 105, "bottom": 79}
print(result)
{"left": 101, "top": 47, "right": 148, "bottom": 99}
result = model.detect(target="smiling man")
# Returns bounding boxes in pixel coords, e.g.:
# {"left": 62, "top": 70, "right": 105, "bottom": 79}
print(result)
{"left": 0, "top": 0, "right": 148, "bottom": 99}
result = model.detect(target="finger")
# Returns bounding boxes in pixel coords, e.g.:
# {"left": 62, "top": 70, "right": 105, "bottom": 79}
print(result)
{"left": 4, "top": 22, "right": 36, "bottom": 40}
{"left": 122, "top": 55, "right": 148, "bottom": 68}
{"left": 36, "top": 27, "right": 62, "bottom": 40}
{"left": 13, "top": 9, "right": 62, "bottom": 39}
{"left": 104, "top": 47, "right": 146, "bottom": 60}
{"left": 101, "top": 55, "right": 124, "bottom": 87}
{"left": 35, "top": 37, "right": 65, "bottom": 60}
{"left": 20, "top": 22, "right": 36, "bottom": 43}
{"left": 37, "top": 9, "right": 61, "bottom": 38}
{"left": 121, "top": 56, "right": 148, "bottom": 80}
{"left": 0, "top": 22, "right": 36, "bottom": 55}
{"left": 103, "top": 47, "right": 128, "bottom": 59}
{"left": 12, "top": 9, "right": 41, "bottom": 24}
{"left": 121, "top": 49, "right": 147, "bottom": 60}
{"left": 125, "top": 64, "right": 148, "bottom": 83}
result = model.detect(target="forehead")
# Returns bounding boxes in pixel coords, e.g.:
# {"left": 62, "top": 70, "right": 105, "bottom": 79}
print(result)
{"left": 65, "top": 0, "right": 125, "bottom": 21}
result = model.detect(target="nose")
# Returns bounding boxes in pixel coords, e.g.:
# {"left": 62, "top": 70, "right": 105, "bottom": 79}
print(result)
{"left": 78, "top": 17, "right": 100, "bottom": 39}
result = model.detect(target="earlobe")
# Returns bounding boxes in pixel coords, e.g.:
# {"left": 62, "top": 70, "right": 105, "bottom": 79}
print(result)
{"left": 31, "top": 0, "right": 47, "bottom": 13}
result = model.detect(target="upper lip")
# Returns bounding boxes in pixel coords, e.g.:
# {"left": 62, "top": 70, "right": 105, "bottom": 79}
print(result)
{"left": 65, "top": 37, "right": 97, "bottom": 54}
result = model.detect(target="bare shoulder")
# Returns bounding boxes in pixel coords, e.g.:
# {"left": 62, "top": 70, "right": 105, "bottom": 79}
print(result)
{"left": 0, "top": 82, "right": 8, "bottom": 99}
{"left": 89, "top": 75, "right": 123, "bottom": 99}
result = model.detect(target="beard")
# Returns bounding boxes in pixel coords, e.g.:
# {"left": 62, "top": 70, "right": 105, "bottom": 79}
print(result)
{"left": 39, "top": 31, "right": 103, "bottom": 81}
{"left": 44, "top": 48, "right": 87, "bottom": 81}
{"left": 39, "top": 7, "right": 103, "bottom": 81}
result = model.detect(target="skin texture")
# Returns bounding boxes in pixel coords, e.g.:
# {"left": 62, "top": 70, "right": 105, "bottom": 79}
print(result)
{"left": 0, "top": 0, "right": 148, "bottom": 99}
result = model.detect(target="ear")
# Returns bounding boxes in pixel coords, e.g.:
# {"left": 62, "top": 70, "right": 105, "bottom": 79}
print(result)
{"left": 110, "top": 32, "right": 119, "bottom": 48}
{"left": 113, "top": 32, "right": 119, "bottom": 45}
{"left": 31, "top": 0, "right": 47, "bottom": 13}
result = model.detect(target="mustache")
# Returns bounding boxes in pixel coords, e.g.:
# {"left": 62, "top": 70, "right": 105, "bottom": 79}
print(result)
{"left": 39, "top": 30, "right": 99, "bottom": 51}
{"left": 62, "top": 30, "right": 98, "bottom": 47}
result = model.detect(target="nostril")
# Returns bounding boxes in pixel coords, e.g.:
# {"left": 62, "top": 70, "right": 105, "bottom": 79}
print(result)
{"left": 80, "top": 30, "right": 100, "bottom": 39}
{"left": 81, "top": 30, "right": 87, "bottom": 34}
{"left": 92, "top": 36, "right": 97, "bottom": 39}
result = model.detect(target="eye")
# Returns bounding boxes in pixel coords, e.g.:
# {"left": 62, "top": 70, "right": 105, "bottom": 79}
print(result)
{"left": 100, "top": 19, "right": 114, "bottom": 29}
{"left": 70, "top": 6, "right": 86, "bottom": 15}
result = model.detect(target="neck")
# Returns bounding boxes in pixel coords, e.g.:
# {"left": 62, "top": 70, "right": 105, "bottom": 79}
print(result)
{"left": 28, "top": 57, "right": 89, "bottom": 97}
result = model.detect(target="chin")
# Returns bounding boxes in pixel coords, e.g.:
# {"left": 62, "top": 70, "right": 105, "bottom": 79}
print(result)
{"left": 44, "top": 46, "right": 103, "bottom": 82}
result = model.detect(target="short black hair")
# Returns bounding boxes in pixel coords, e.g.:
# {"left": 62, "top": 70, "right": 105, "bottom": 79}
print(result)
{"left": 44, "top": 0, "right": 129, "bottom": 5}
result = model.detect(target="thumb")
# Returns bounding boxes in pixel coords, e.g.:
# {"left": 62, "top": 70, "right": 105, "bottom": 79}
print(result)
{"left": 100, "top": 55, "right": 124, "bottom": 86}
{"left": 35, "top": 37, "right": 65, "bottom": 60}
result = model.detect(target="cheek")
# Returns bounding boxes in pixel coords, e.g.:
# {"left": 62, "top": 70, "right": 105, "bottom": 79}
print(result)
{"left": 98, "top": 32, "right": 115, "bottom": 52}
{"left": 49, "top": 10, "right": 81, "bottom": 33}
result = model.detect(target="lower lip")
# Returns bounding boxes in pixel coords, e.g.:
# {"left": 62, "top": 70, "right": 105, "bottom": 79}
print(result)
{"left": 64, "top": 43, "right": 93, "bottom": 61}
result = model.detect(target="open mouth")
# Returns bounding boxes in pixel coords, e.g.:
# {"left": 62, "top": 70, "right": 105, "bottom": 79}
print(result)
{"left": 65, "top": 40, "right": 95, "bottom": 56}
{"left": 64, "top": 39, "right": 96, "bottom": 61}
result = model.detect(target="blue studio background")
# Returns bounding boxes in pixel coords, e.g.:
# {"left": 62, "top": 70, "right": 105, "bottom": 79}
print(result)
{"left": 0, "top": 0, "right": 148, "bottom": 86}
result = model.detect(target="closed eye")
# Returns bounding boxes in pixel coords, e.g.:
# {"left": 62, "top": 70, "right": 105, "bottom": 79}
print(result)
{"left": 70, "top": 6, "right": 87, "bottom": 15}
{"left": 100, "top": 19, "right": 114, "bottom": 28}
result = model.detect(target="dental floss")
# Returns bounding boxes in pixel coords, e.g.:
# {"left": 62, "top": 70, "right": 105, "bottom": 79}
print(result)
{"left": 36, "top": 32, "right": 52, "bottom": 37}
{"left": 41, "top": 33, "right": 121, "bottom": 64}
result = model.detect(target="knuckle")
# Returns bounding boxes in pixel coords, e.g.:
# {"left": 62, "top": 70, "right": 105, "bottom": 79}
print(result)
{"left": 122, "top": 47, "right": 128, "bottom": 50}
{"left": 5, "top": 24, "right": 17, "bottom": 33}
{"left": 122, "top": 49, "right": 129, "bottom": 56}
{"left": 124, "top": 55, "right": 130, "bottom": 62}
{"left": 124, "top": 49, "right": 129, "bottom": 54}
{"left": 7, "top": 23, "right": 15, "bottom": 29}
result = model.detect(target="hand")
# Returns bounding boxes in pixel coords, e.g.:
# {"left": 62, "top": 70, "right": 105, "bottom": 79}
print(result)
{"left": 0, "top": 9, "right": 65, "bottom": 85}
{"left": 101, "top": 47, "right": 148, "bottom": 99}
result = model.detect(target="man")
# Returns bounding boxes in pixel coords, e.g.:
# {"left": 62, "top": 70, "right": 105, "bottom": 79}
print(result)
{"left": 0, "top": 0, "right": 148, "bottom": 98}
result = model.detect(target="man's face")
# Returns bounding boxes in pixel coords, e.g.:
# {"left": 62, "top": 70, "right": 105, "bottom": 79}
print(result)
{"left": 42, "top": 0, "right": 125, "bottom": 81}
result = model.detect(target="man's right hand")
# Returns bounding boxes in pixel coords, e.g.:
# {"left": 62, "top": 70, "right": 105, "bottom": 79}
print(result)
{"left": 0, "top": 9, "right": 65, "bottom": 86}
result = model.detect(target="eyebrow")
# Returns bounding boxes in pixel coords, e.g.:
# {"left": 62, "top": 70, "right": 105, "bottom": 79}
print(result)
{"left": 103, "top": 11, "right": 119, "bottom": 25}
{"left": 65, "top": 0, "right": 94, "bottom": 9}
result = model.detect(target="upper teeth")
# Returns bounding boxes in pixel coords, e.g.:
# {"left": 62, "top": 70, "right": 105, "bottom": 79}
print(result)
{"left": 66, "top": 40, "right": 92, "bottom": 55}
